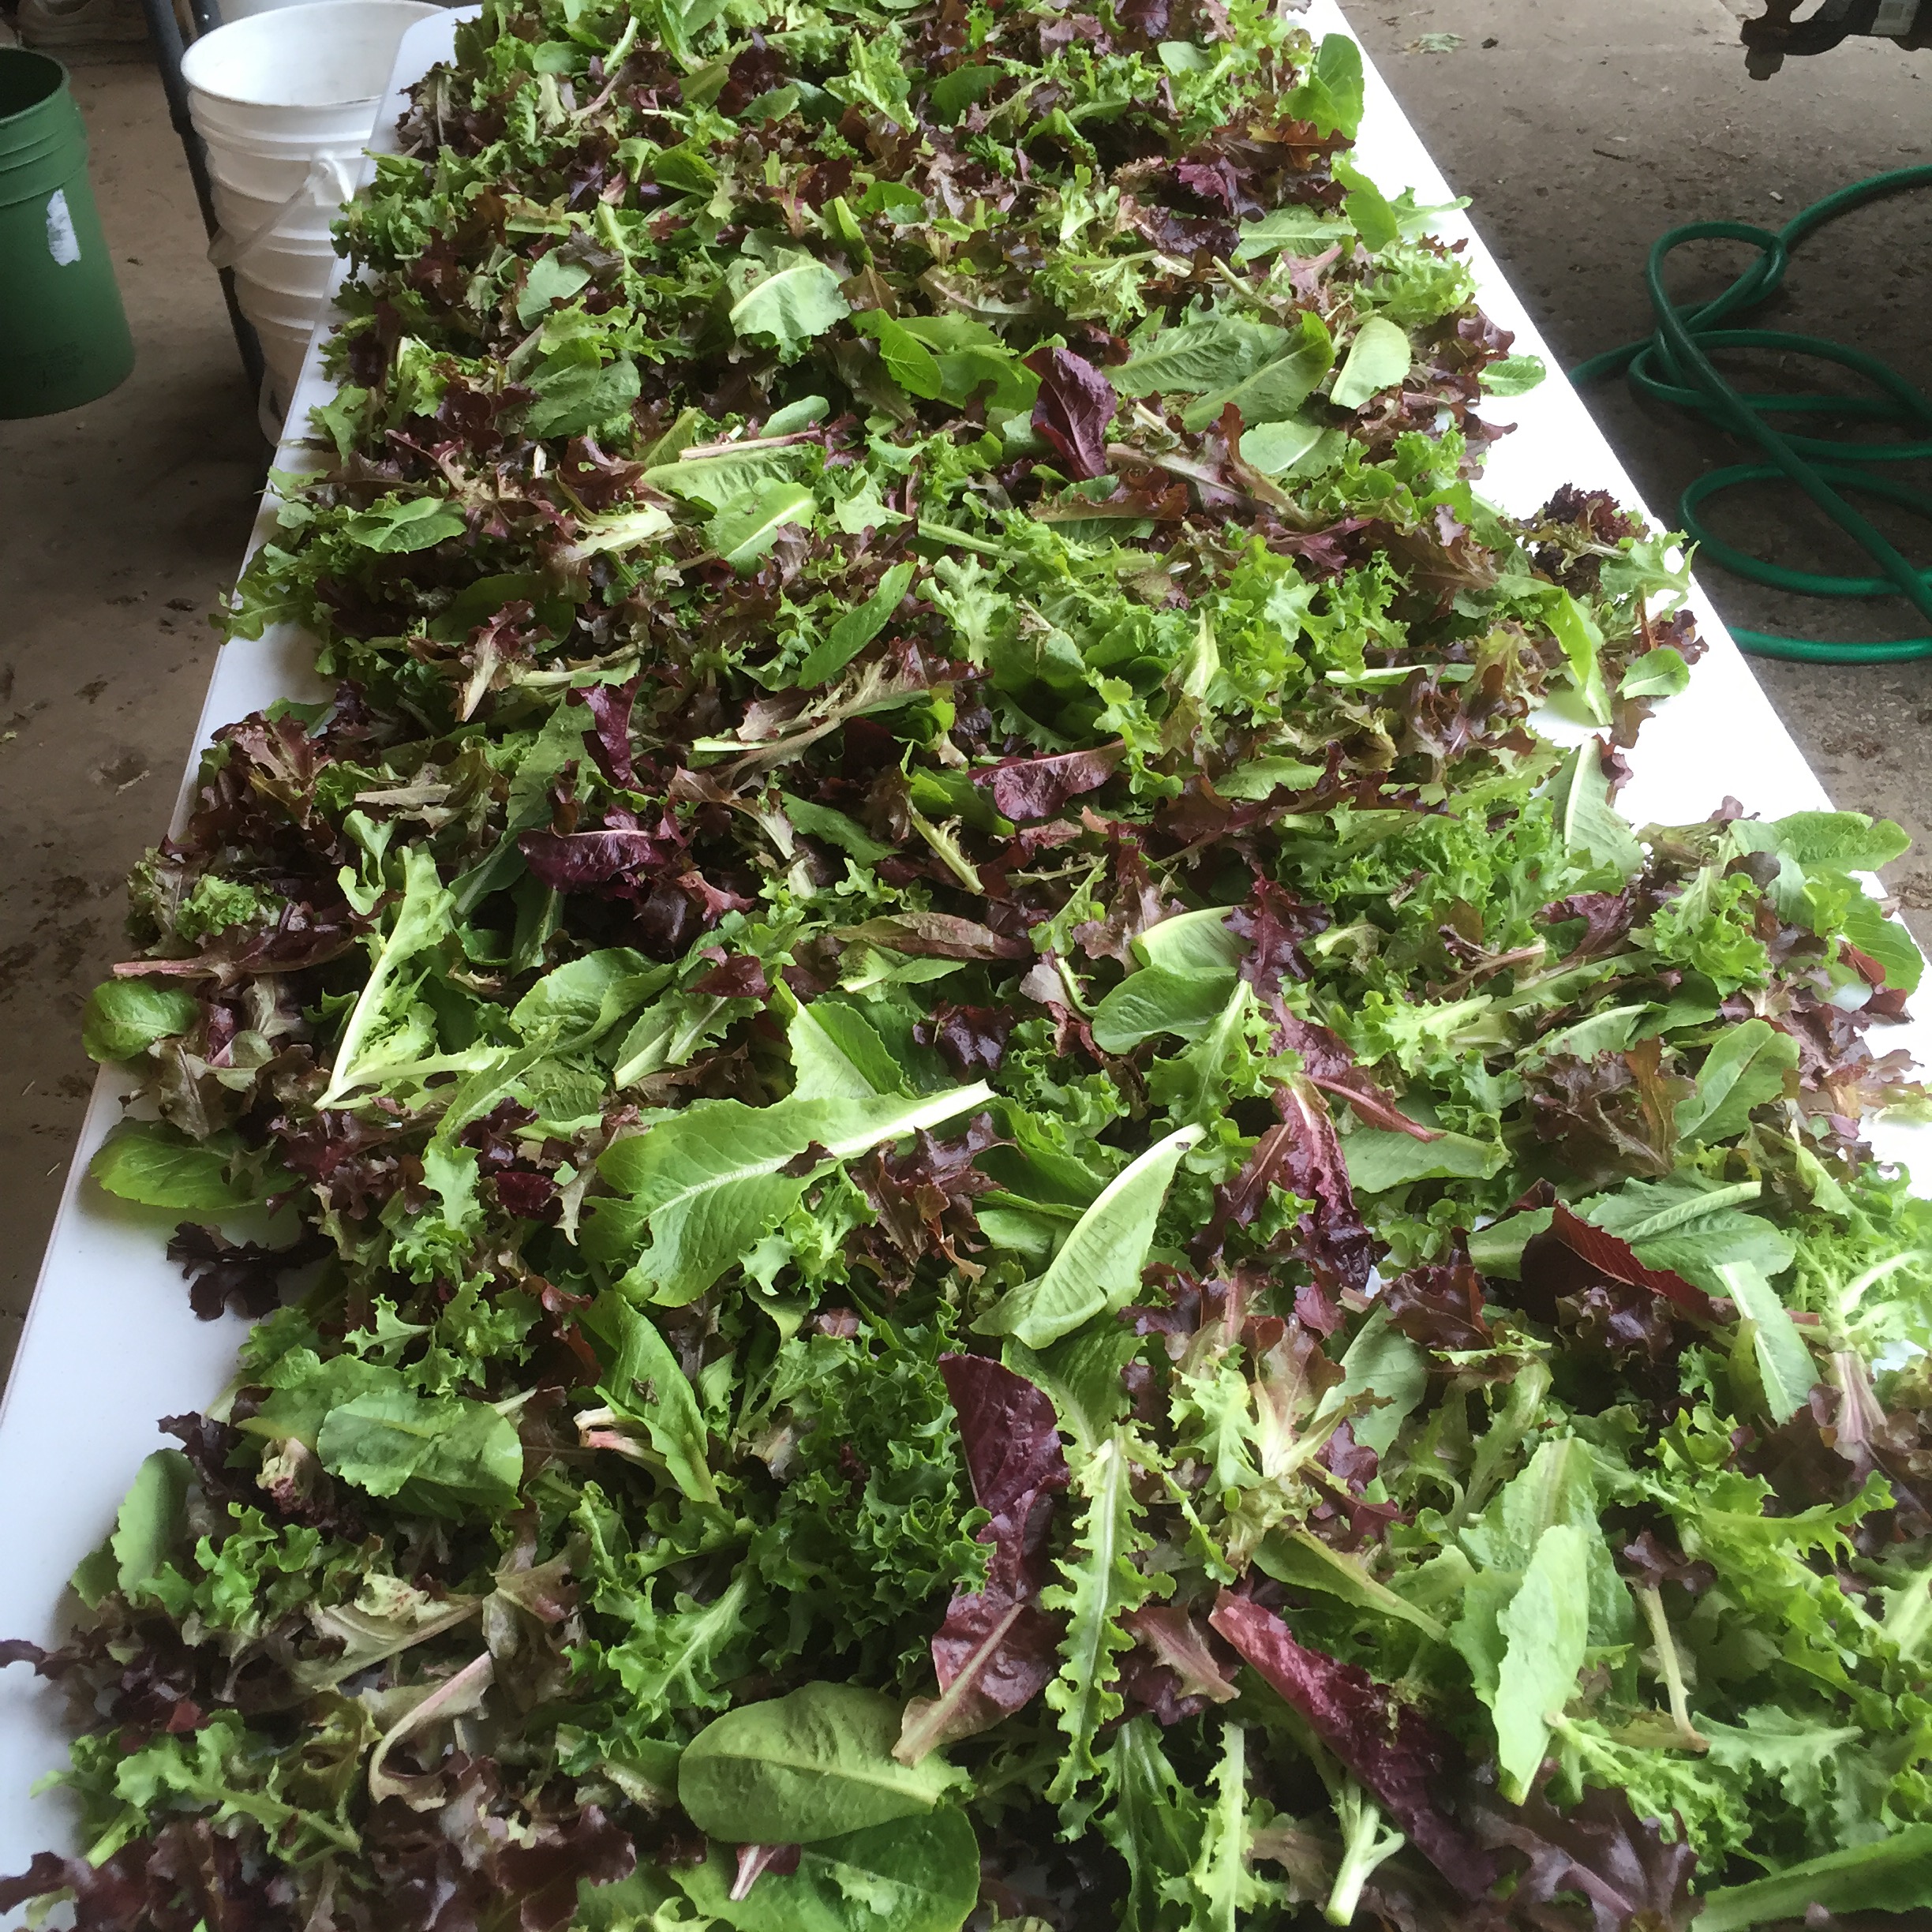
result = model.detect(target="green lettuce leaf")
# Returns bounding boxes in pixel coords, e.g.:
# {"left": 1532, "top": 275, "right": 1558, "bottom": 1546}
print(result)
{"left": 1043, "top": 1431, "right": 1166, "bottom": 1802}
{"left": 673, "top": 1808, "right": 981, "bottom": 1932}
{"left": 82, "top": 981, "right": 200, "bottom": 1062}
{"left": 592, "top": 1084, "right": 991, "bottom": 1305}
{"left": 1328, "top": 316, "right": 1411, "bottom": 410}
{"left": 678, "top": 1683, "right": 962, "bottom": 1844}
{"left": 729, "top": 249, "right": 852, "bottom": 357}
{"left": 977, "top": 1124, "right": 1201, "bottom": 1349}
{"left": 316, "top": 1385, "right": 523, "bottom": 1518}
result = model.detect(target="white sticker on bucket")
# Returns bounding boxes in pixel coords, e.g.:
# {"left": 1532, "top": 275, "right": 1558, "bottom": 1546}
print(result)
{"left": 45, "top": 189, "right": 81, "bottom": 267}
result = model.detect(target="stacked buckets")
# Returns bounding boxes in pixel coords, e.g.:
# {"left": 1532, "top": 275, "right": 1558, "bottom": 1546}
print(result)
{"left": 181, "top": 0, "right": 436, "bottom": 425}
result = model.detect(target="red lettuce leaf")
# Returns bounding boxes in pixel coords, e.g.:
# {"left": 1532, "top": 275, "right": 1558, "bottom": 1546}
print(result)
{"left": 899, "top": 1589, "right": 1063, "bottom": 1762}
{"left": 1737, "top": 1377, "right": 1932, "bottom": 1550}
{"left": 1525, "top": 1041, "right": 1689, "bottom": 1189}
{"left": 493, "top": 1807, "right": 637, "bottom": 1930}
{"left": 1470, "top": 1772, "right": 1698, "bottom": 1932}
{"left": 853, "top": 1115, "right": 1002, "bottom": 1273}
{"left": 1118, "top": 1601, "right": 1238, "bottom": 1723}
{"left": 516, "top": 820, "right": 680, "bottom": 891}
{"left": 1195, "top": 1077, "right": 1375, "bottom": 1294}
{"left": 166, "top": 1223, "right": 332, "bottom": 1324}
{"left": 912, "top": 1003, "right": 1017, "bottom": 1078}
{"left": 730, "top": 1843, "right": 801, "bottom": 1900}
{"left": 974, "top": 743, "right": 1125, "bottom": 822}
{"left": 0, "top": 1827, "right": 271, "bottom": 1929}
{"left": 898, "top": 1357, "right": 1074, "bottom": 1761}
{"left": 1209, "top": 1591, "right": 1500, "bottom": 1901}
{"left": 837, "top": 912, "right": 1031, "bottom": 960}
{"left": 1523, "top": 1204, "right": 1713, "bottom": 1321}
{"left": 1381, "top": 1248, "right": 1495, "bottom": 1353}
{"left": 940, "top": 1353, "right": 1071, "bottom": 1538}
{"left": 574, "top": 679, "right": 638, "bottom": 790}
{"left": 1616, "top": 1530, "right": 1715, "bottom": 1597}
{"left": 1228, "top": 878, "right": 1327, "bottom": 994}
{"left": 111, "top": 897, "right": 361, "bottom": 987}
{"left": 688, "top": 953, "right": 770, "bottom": 1000}
{"left": 273, "top": 1106, "right": 424, "bottom": 1219}
{"left": 1273, "top": 1010, "right": 1440, "bottom": 1140}
{"left": 1541, "top": 889, "right": 1640, "bottom": 963}
{"left": 1069, "top": 829, "right": 1182, "bottom": 965}
{"left": 1028, "top": 348, "right": 1118, "bottom": 481}
{"left": 556, "top": 433, "right": 644, "bottom": 509}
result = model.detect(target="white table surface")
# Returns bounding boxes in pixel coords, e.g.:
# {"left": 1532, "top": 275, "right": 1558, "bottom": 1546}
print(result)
{"left": 1, "top": 0, "right": 1924, "bottom": 1900}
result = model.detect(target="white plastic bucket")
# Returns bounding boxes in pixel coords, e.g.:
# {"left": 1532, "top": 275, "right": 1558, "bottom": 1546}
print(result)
{"left": 207, "top": 156, "right": 354, "bottom": 305}
{"left": 181, "top": 0, "right": 437, "bottom": 414}
{"left": 216, "top": 0, "right": 389, "bottom": 22}
{"left": 181, "top": 0, "right": 438, "bottom": 125}
{"left": 208, "top": 167, "right": 346, "bottom": 249}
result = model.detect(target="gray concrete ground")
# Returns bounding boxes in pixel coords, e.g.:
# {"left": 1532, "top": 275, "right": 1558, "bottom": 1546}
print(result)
{"left": 0, "top": 2, "right": 1927, "bottom": 1381}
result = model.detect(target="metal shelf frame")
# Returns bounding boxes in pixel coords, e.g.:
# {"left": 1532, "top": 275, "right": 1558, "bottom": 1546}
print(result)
{"left": 137, "top": 0, "right": 265, "bottom": 399}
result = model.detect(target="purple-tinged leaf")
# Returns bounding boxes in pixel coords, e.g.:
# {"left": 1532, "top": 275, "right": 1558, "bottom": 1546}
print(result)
{"left": 1195, "top": 1077, "right": 1375, "bottom": 1294}
{"left": 112, "top": 897, "right": 361, "bottom": 986}
{"left": 1522, "top": 1204, "right": 1714, "bottom": 1321}
{"left": 1616, "top": 1531, "right": 1715, "bottom": 1597}
{"left": 575, "top": 680, "right": 638, "bottom": 791}
{"left": 517, "top": 827, "right": 668, "bottom": 891}
{"left": 495, "top": 1807, "right": 638, "bottom": 1931}
{"left": 730, "top": 1844, "right": 801, "bottom": 1899}
{"left": 1525, "top": 1039, "right": 1689, "bottom": 1189}
{"left": 1028, "top": 348, "right": 1118, "bottom": 481}
{"left": 974, "top": 743, "right": 1125, "bottom": 822}
{"left": 1470, "top": 1771, "right": 1698, "bottom": 1932}
{"left": 939, "top": 1354, "right": 1071, "bottom": 1534}
{"left": 1120, "top": 1603, "right": 1237, "bottom": 1706}
{"left": 492, "top": 1170, "right": 560, "bottom": 1222}
{"left": 1210, "top": 1592, "right": 1500, "bottom": 1901}
{"left": 1227, "top": 878, "right": 1327, "bottom": 994}
{"left": 1541, "top": 889, "right": 1639, "bottom": 961}
{"left": 912, "top": 1003, "right": 1016, "bottom": 1078}
{"left": 898, "top": 1357, "right": 1074, "bottom": 1762}
{"left": 1381, "top": 1249, "right": 1494, "bottom": 1353}
{"left": 1272, "top": 1010, "right": 1440, "bottom": 1140}
{"left": 838, "top": 913, "right": 1031, "bottom": 960}
{"left": 167, "top": 1223, "right": 331, "bottom": 1323}
{"left": 854, "top": 1116, "right": 1002, "bottom": 1271}
{"left": 896, "top": 1589, "right": 1062, "bottom": 1763}
{"left": 689, "top": 953, "right": 771, "bottom": 1000}
{"left": 1069, "top": 833, "right": 1180, "bottom": 965}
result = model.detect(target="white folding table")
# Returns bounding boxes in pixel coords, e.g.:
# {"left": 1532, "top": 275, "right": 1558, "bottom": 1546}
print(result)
{"left": 1, "top": 0, "right": 1924, "bottom": 1900}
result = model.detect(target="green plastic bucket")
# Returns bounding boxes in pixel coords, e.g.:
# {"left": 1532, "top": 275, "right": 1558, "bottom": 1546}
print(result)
{"left": 0, "top": 48, "right": 134, "bottom": 418}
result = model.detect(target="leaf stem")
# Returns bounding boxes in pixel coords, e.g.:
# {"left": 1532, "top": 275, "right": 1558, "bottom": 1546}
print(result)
{"left": 1324, "top": 1778, "right": 1404, "bottom": 1925}
{"left": 1635, "top": 1582, "right": 1708, "bottom": 1752}
{"left": 915, "top": 518, "right": 1005, "bottom": 556}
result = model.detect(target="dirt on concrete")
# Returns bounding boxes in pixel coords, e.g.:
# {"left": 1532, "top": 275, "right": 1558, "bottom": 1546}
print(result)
{"left": 0, "top": 4, "right": 1926, "bottom": 1381}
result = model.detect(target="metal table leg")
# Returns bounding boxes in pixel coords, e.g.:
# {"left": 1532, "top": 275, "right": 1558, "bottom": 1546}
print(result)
{"left": 137, "top": 0, "right": 264, "bottom": 399}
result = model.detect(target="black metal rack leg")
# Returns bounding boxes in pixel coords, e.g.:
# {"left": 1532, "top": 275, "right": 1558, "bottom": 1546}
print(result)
{"left": 137, "top": 0, "right": 265, "bottom": 401}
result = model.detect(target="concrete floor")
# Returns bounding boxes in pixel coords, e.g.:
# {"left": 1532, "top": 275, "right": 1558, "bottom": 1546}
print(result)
{"left": 0, "top": 1, "right": 1927, "bottom": 1382}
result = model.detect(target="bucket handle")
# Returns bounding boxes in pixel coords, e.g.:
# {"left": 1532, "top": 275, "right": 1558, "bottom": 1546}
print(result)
{"left": 208, "top": 153, "right": 358, "bottom": 272}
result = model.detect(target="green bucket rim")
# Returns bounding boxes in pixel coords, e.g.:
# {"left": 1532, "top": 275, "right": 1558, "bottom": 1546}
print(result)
{"left": 0, "top": 47, "right": 71, "bottom": 139}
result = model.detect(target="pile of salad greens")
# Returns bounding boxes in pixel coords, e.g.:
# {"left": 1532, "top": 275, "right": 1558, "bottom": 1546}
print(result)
{"left": 8, "top": 0, "right": 1932, "bottom": 1926}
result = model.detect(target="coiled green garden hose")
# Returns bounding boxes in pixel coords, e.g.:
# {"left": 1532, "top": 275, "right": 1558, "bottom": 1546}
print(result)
{"left": 1570, "top": 166, "right": 1932, "bottom": 663}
